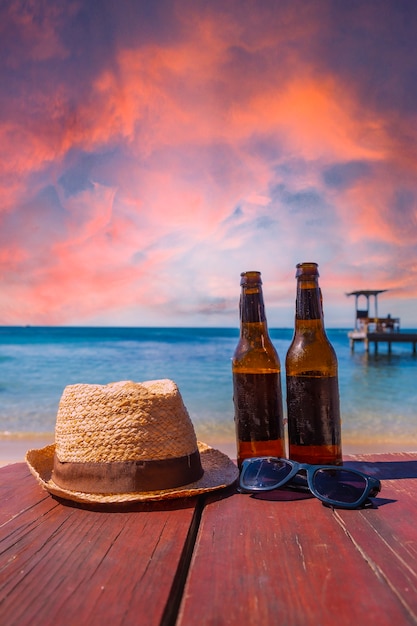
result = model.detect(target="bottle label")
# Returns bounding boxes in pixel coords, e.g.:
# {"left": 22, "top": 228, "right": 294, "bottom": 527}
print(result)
{"left": 233, "top": 372, "right": 283, "bottom": 442}
{"left": 286, "top": 375, "right": 341, "bottom": 446}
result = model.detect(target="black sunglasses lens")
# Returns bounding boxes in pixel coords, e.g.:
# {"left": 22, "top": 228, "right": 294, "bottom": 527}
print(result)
{"left": 313, "top": 469, "right": 367, "bottom": 504}
{"left": 241, "top": 458, "right": 293, "bottom": 489}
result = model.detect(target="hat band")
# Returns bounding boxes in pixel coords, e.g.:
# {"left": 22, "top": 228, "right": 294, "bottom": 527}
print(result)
{"left": 52, "top": 449, "right": 204, "bottom": 494}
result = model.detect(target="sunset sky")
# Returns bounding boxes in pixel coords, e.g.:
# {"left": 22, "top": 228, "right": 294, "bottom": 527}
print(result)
{"left": 1, "top": 0, "right": 417, "bottom": 328}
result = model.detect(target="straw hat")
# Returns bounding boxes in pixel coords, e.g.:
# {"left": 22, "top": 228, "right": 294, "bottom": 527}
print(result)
{"left": 26, "top": 379, "right": 238, "bottom": 504}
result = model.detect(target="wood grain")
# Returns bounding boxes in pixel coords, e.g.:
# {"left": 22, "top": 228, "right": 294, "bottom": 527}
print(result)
{"left": 178, "top": 453, "right": 417, "bottom": 625}
{"left": 0, "top": 463, "right": 199, "bottom": 626}
{"left": 2, "top": 454, "right": 417, "bottom": 626}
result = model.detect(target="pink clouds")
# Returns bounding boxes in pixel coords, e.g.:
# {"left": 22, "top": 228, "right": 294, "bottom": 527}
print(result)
{"left": 0, "top": 1, "right": 417, "bottom": 327}
{"left": 1, "top": 0, "right": 70, "bottom": 68}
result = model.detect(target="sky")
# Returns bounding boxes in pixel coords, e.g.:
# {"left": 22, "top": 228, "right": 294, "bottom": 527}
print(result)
{"left": 1, "top": 0, "right": 417, "bottom": 328}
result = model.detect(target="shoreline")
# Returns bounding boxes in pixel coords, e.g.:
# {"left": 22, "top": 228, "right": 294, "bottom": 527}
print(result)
{"left": 0, "top": 434, "right": 54, "bottom": 467}
{"left": 1, "top": 433, "right": 416, "bottom": 467}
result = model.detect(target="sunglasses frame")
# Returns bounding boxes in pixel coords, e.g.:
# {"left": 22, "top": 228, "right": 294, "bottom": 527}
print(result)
{"left": 239, "top": 457, "right": 381, "bottom": 509}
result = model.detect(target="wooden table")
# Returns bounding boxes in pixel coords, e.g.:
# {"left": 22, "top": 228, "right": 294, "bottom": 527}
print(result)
{"left": 1, "top": 453, "right": 417, "bottom": 625}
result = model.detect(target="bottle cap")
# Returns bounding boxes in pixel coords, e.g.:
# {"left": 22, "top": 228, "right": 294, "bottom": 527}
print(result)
{"left": 295, "top": 262, "right": 319, "bottom": 278}
{"left": 240, "top": 271, "right": 262, "bottom": 286}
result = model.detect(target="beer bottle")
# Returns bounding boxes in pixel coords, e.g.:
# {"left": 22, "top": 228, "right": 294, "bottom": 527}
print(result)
{"left": 286, "top": 262, "right": 342, "bottom": 465}
{"left": 232, "top": 271, "right": 285, "bottom": 468}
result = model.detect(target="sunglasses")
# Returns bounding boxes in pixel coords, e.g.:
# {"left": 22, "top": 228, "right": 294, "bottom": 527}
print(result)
{"left": 239, "top": 457, "right": 381, "bottom": 509}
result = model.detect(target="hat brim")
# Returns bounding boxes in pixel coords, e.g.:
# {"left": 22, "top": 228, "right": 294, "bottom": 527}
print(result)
{"left": 25, "top": 442, "right": 238, "bottom": 504}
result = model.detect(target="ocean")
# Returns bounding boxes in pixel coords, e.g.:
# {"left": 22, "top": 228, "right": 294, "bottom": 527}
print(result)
{"left": 1, "top": 326, "right": 417, "bottom": 455}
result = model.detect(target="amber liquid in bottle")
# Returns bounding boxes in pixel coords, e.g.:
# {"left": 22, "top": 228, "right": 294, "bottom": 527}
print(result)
{"left": 233, "top": 271, "right": 285, "bottom": 468}
{"left": 285, "top": 263, "right": 342, "bottom": 465}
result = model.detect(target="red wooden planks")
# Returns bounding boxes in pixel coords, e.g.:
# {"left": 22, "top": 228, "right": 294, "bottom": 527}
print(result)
{"left": 3, "top": 455, "right": 417, "bottom": 626}
{"left": 0, "top": 463, "right": 54, "bottom": 525}
{"left": 0, "top": 463, "right": 199, "bottom": 626}
{"left": 338, "top": 452, "right": 417, "bottom": 620}
{"left": 178, "top": 454, "right": 417, "bottom": 626}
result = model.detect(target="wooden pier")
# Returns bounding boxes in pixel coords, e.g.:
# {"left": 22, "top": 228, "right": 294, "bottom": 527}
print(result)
{"left": 348, "top": 329, "right": 417, "bottom": 353}
{"left": 347, "top": 289, "right": 417, "bottom": 353}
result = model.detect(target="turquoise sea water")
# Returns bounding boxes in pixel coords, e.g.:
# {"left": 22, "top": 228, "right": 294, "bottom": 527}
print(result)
{"left": 1, "top": 326, "right": 417, "bottom": 454}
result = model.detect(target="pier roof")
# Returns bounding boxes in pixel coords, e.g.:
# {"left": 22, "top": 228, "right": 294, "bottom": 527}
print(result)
{"left": 346, "top": 290, "right": 388, "bottom": 297}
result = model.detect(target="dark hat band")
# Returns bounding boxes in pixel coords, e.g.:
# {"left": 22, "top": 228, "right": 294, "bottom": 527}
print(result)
{"left": 52, "top": 449, "right": 204, "bottom": 494}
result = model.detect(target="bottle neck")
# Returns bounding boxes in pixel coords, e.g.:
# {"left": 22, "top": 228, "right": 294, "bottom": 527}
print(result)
{"left": 295, "top": 278, "right": 324, "bottom": 328}
{"left": 240, "top": 285, "right": 268, "bottom": 334}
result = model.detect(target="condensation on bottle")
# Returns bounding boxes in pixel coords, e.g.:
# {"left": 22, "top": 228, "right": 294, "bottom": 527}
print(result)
{"left": 285, "top": 262, "right": 343, "bottom": 465}
{"left": 232, "top": 271, "right": 285, "bottom": 468}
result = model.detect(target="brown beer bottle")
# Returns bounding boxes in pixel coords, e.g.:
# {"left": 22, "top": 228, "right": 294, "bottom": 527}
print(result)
{"left": 286, "top": 262, "right": 342, "bottom": 465}
{"left": 232, "top": 271, "right": 285, "bottom": 468}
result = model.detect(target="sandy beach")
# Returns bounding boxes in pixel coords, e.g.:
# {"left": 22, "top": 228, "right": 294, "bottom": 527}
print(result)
{"left": 0, "top": 435, "right": 54, "bottom": 467}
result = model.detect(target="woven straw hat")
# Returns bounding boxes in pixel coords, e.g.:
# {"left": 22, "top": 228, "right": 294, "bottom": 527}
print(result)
{"left": 26, "top": 379, "right": 238, "bottom": 504}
